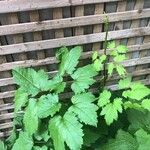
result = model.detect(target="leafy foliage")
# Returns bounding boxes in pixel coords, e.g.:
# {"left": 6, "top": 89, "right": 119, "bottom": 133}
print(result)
{"left": 1, "top": 22, "right": 150, "bottom": 150}
{"left": 71, "top": 65, "right": 98, "bottom": 94}
{"left": 49, "top": 113, "right": 83, "bottom": 150}
{"left": 12, "top": 132, "right": 33, "bottom": 150}
{"left": 100, "top": 130, "right": 138, "bottom": 150}
{"left": 68, "top": 92, "right": 98, "bottom": 126}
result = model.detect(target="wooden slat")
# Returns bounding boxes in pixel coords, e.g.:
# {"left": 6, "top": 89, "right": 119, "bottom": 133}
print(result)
{"left": 0, "top": 8, "right": 149, "bottom": 36}
{"left": 0, "top": 27, "right": 149, "bottom": 56}
{"left": 0, "top": 0, "right": 122, "bottom": 14}
{"left": 0, "top": 42, "right": 150, "bottom": 87}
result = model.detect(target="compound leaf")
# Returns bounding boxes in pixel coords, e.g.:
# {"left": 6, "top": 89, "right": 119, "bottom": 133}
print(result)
{"left": 68, "top": 92, "right": 98, "bottom": 126}
{"left": 49, "top": 113, "right": 83, "bottom": 150}
{"left": 58, "top": 46, "right": 82, "bottom": 75}
{"left": 37, "top": 94, "right": 61, "bottom": 118}
{"left": 71, "top": 65, "right": 98, "bottom": 94}
{"left": 100, "top": 98, "right": 123, "bottom": 125}
{"left": 12, "top": 68, "right": 50, "bottom": 96}
{"left": 98, "top": 90, "right": 111, "bottom": 107}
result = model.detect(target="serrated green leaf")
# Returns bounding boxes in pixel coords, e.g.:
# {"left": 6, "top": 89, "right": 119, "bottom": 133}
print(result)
{"left": 114, "top": 54, "right": 126, "bottom": 62}
{"left": 116, "top": 45, "right": 128, "bottom": 53}
{"left": 118, "top": 77, "right": 131, "bottom": 89}
{"left": 93, "top": 59, "right": 103, "bottom": 71}
{"left": 68, "top": 92, "right": 98, "bottom": 126}
{"left": 23, "top": 99, "right": 38, "bottom": 136}
{"left": 98, "top": 90, "right": 111, "bottom": 107}
{"left": 49, "top": 113, "right": 83, "bottom": 150}
{"left": 135, "top": 129, "right": 150, "bottom": 150}
{"left": 92, "top": 51, "right": 98, "bottom": 61}
{"left": 33, "top": 146, "right": 48, "bottom": 150}
{"left": 100, "top": 98, "right": 123, "bottom": 125}
{"left": 100, "top": 54, "right": 107, "bottom": 62}
{"left": 58, "top": 46, "right": 82, "bottom": 75}
{"left": 14, "top": 88, "right": 28, "bottom": 112}
{"left": 100, "top": 130, "right": 138, "bottom": 150}
{"left": 123, "top": 82, "right": 150, "bottom": 101}
{"left": 71, "top": 65, "right": 98, "bottom": 94}
{"left": 123, "top": 101, "right": 143, "bottom": 111}
{"left": 142, "top": 99, "right": 150, "bottom": 111}
{"left": 116, "top": 64, "right": 126, "bottom": 76}
{"left": 110, "top": 50, "right": 118, "bottom": 56}
{"left": 12, "top": 132, "right": 33, "bottom": 150}
{"left": 107, "top": 41, "right": 115, "bottom": 49}
{"left": 108, "top": 63, "right": 115, "bottom": 76}
{"left": 37, "top": 94, "right": 61, "bottom": 118}
{"left": 12, "top": 68, "right": 51, "bottom": 96}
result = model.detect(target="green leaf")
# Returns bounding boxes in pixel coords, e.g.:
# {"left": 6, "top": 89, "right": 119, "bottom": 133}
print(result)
{"left": 108, "top": 63, "right": 115, "bottom": 76}
{"left": 118, "top": 77, "right": 131, "bottom": 89}
{"left": 71, "top": 65, "right": 98, "bottom": 94}
{"left": 100, "top": 54, "right": 107, "bottom": 62}
{"left": 100, "top": 130, "right": 138, "bottom": 150}
{"left": 34, "top": 121, "right": 50, "bottom": 142}
{"left": 48, "top": 74, "right": 66, "bottom": 93}
{"left": 0, "top": 140, "right": 6, "bottom": 150}
{"left": 98, "top": 90, "right": 111, "bottom": 107}
{"left": 49, "top": 113, "right": 83, "bottom": 150}
{"left": 12, "top": 132, "right": 33, "bottom": 150}
{"left": 116, "top": 64, "right": 126, "bottom": 76}
{"left": 135, "top": 129, "right": 150, "bottom": 150}
{"left": 33, "top": 146, "right": 48, "bottom": 150}
{"left": 93, "top": 59, "right": 103, "bottom": 71}
{"left": 68, "top": 92, "right": 98, "bottom": 126}
{"left": 23, "top": 99, "right": 38, "bottom": 136}
{"left": 58, "top": 46, "right": 82, "bottom": 75}
{"left": 37, "top": 94, "right": 61, "bottom": 118}
{"left": 127, "top": 110, "right": 150, "bottom": 133}
{"left": 123, "top": 82, "right": 150, "bottom": 101}
{"left": 107, "top": 41, "right": 115, "bottom": 49}
{"left": 114, "top": 54, "right": 126, "bottom": 62}
{"left": 116, "top": 45, "right": 128, "bottom": 53}
{"left": 92, "top": 51, "right": 98, "bottom": 61}
{"left": 14, "top": 88, "right": 28, "bottom": 112}
{"left": 100, "top": 98, "right": 123, "bottom": 125}
{"left": 12, "top": 68, "right": 50, "bottom": 96}
{"left": 123, "top": 101, "right": 143, "bottom": 111}
{"left": 142, "top": 99, "right": 150, "bottom": 111}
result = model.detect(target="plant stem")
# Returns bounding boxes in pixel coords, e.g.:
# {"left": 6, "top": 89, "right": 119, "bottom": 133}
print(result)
{"left": 103, "top": 15, "right": 109, "bottom": 88}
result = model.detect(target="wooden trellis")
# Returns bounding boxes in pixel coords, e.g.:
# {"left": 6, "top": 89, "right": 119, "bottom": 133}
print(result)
{"left": 0, "top": 0, "right": 150, "bottom": 138}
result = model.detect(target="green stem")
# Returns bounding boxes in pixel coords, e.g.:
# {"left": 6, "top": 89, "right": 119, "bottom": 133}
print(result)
{"left": 103, "top": 15, "right": 109, "bottom": 88}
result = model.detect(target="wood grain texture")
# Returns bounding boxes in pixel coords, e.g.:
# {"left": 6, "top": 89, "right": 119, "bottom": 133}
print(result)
{"left": 0, "top": 0, "right": 122, "bottom": 13}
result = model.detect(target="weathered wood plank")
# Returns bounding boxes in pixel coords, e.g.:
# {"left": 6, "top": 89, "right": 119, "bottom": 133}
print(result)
{"left": 0, "top": 27, "right": 149, "bottom": 55}
{"left": 0, "top": 0, "right": 122, "bottom": 13}
{"left": 0, "top": 9, "right": 149, "bottom": 36}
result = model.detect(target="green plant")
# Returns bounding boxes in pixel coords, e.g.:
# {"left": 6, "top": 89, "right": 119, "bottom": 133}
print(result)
{"left": 1, "top": 21, "right": 150, "bottom": 150}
